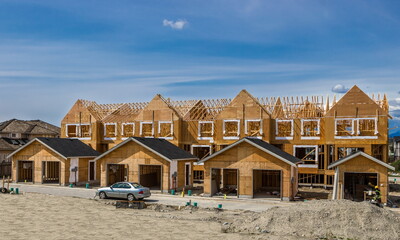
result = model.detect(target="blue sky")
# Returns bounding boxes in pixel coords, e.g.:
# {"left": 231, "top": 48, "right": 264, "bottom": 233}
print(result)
{"left": 1, "top": 0, "right": 400, "bottom": 125}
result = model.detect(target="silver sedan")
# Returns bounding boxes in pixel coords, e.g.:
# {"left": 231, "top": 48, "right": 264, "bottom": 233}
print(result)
{"left": 97, "top": 182, "right": 151, "bottom": 201}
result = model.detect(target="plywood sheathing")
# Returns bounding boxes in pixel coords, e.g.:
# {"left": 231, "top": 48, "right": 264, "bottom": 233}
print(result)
{"left": 97, "top": 140, "right": 194, "bottom": 189}
{"left": 334, "top": 154, "right": 389, "bottom": 203}
{"left": 203, "top": 141, "right": 295, "bottom": 199}
{"left": 134, "top": 94, "right": 181, "bottom": 121}
{"left": 10, "top": 142, "right": 93, "bottom": 185}
{"left": 326, "top": 85, "right": 388, "bottom": 118}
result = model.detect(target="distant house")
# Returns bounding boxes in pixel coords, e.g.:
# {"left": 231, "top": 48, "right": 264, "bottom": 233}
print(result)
{"left": 394, "top": 136, "right": 400, "bottom": 162}
{"left": 0, "top": 119, "right": 60, "bottom": 177}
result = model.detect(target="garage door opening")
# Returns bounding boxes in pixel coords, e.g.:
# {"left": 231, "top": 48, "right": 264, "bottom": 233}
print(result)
{"left": 42, "top": 161, "right": 60, "bottom": 184}
{"left": 18, "top": 161, "right": 33, "bottom": 182}
{"left": 211, "top": 168, "right": 238, "bottom": 197}
{"left": 344, "top": 172, "right": 378, "bottom": 202}
{"left": 139, "top": 165, "right": 162, "bottom": 190}
{"left": 253, "top": 170, "right": 281, "bottom": 198}
{"left": 107, "top": 164, "right": 127, "bottom": 186}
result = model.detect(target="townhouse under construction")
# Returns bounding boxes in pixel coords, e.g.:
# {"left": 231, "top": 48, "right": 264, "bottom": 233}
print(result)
{"left": 59, "top": 85, "right": 390, "bottom": 188}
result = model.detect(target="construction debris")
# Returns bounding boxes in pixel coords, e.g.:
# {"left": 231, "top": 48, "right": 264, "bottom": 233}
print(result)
{"left": 224, "top": 200, "right": 400, "bottom": 239}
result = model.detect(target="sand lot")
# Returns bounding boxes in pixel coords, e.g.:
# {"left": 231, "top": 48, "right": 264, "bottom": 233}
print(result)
{"left": 0, "top": 193, "right": 262, "bottom": 240}
{"left": 1, "top": 192, "right": 400, "bottom": 240}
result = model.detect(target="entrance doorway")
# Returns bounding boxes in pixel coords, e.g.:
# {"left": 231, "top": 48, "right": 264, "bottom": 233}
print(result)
{"left": 139, "top": 165, "right": 162, "bottom": 190}
{"left": 89, "top": 161, "right": 95, "bottom": 181}
{"left": 42, "top": 161, "right": 60, "bottom": 184}
{"left": 344, "top": 172, "right": 378, "bottom": 201}
{"left": 18, "top": 161, "right": 33, "bottom": 182}
{"left": 253, "top": 170, "right": 281, "bottom": 198}
{"left": 185, "top": 163, "right": 191, "bottom": 186}
{"left": 107, "top": 164, "right": 126, "bottom": 185}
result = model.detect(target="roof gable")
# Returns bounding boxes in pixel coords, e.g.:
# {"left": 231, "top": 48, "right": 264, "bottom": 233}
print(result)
{"left": 328, "top": 151, "right": 395, "bottom": 171}
{"left": 62, "top": 99, "right": 102, "bottom": 123}
{"left": 326, "top": 85, "right": 387, "bottom": 117}
{"left": 95, "top": 137, "right": 197, "bottom": 162}
{"left": 135, "top": 94, "right": 181, "bottom": 121}
{"left": 215, "top": 90, "right": 270, "bottom": 120}
{"left": 199, "top": 137, "right": 300, "bottom": 166}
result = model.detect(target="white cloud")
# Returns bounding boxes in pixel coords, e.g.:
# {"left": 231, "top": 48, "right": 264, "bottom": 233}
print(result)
{"left": 331, "top": 84, "right": 349, "bottom": 93}
{"left": 163, "top": 19, "right": 188, "bottom": 30}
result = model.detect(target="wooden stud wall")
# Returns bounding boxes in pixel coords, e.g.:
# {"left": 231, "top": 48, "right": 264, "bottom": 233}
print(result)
{"left": 335, "top": 155, "right": 389, "bottom": 203}
{"left": 203, "top": 142, "right": 294, "bottom": 198}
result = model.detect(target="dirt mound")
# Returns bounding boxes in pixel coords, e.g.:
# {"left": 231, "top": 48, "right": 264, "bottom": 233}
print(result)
{"left": 225, "top": 200, "right": 400, "bottom": 239}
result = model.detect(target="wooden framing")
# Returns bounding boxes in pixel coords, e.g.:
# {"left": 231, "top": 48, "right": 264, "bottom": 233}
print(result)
{"left": 329, "top": 152, "right": 394, "bottom": 203}
{"left": 95, "top": 139, "right": 196, "bottom": 191}
{"left": 10, "top": 140, "right": 97, "bottom": 185}
{"left": 201, "top": 139, "right": 298, "bottom": 200}
{"left": 61, "top": 85, "right": 390, "bottom": 189}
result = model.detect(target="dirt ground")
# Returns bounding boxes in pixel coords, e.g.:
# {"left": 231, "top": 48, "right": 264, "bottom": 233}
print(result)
{"left": 297, "top": 186, "right": 333, "bottom": 200}
{"left": 1, "top": 192, "right": 399, "bottom": 240}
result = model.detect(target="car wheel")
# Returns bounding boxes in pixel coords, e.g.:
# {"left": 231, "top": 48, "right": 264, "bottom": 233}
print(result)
{"left": 127, "top": 194, "right": 136, "bottom": 201}
{"left": 99, "top": 192, "right": 107, "bottom": 199}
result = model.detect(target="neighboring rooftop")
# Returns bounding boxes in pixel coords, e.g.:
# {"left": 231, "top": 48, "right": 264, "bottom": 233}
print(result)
{"left": 0, "top": 138, "right": 29, "bottom": 151}
{"left": 0, "top": 119, "right": 60, "bottom": 136}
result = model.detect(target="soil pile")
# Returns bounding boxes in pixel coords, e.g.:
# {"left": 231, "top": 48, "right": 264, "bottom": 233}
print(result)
{"left": 225, "top": 200, "right": 400, "bottom": 239}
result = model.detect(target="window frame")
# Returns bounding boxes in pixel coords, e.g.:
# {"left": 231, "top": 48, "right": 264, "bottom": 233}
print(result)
{"left": 275, "top": 119, "right": 294, "bottom": 140}
{"left": 300, "top": 119, "right": 320, "bottom": 140}
{"left": 121, "top": 122, "right": 135, "bottom": 139}
{"left": 222, "top": 119, "right": 240, "bottom": 140}
{"left": 294, "top": 145, "right": 319, "bottom": 168}
{"left": 140, "top": 121, "right": 154, "bottom": 138}
{"left": 357, "top": 117, "right": 378, "bottom": 136}
{"left": 197, "top": 121, "right": 214, "bottom": 140}
{"left": 335, "top": 118, "right": 378, "bottom": 139}
{"left": 158, "top": 121, "right": 174, "bottom": 140}
{"left": 104, "top": 123, "right": 117, "bottom": 140}
{"left": 66, "top": 123, "right": 91, "bottom": 140}
{"left": 245, "top": 119, "right": 263, "bottom": 139}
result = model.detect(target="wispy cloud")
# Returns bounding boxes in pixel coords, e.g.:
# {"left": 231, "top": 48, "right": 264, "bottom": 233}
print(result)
{"left": 163, "top": 19, "right": 188, "bottom": 30}
{"left": 331, "top": 84, "right": 349, "bottom": 93}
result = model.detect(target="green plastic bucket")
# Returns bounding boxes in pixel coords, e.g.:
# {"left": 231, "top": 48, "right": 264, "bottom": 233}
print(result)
{"left": 193, "top": 202, "right": 198, "bottom": 207}
{"left": 10, "top": 188, "right": 14, "bottom": 192}
{"left": 218, "top": 204, "right": 222, "bottom": 209}
{"left": 171, "top": 189, "right": 175, "bottom": 195}
{"left": 186, "top": 201, "right": 191, "bottom": 206}
{"left": 188, "top": 190, "right": 192, "bottom": 196}
{"left": 69, "top": 183, "right": 73, "bottom": 188}
{"left": 85, "top": 183, "right": 90, "bottom": 189}
{"left": 15, "top": 188, "right": 19, "bottom": 194}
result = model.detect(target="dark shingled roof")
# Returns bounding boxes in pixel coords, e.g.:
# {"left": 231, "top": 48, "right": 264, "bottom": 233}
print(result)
{"left": 243, "top": 137, "right": 301, "bottom": 164}
{"left": 36, "top": 137, "right": 100, "bottom": 158}
{"left": 0, "top": 138, "right": 29, "bottom": 151}
{"left": 131, "top": 137, "right": 197, "bottom": 160}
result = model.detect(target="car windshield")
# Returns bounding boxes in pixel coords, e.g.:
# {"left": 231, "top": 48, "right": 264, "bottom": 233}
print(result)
{"left": 130, "top": 182, "right": 143, "bottom": 188}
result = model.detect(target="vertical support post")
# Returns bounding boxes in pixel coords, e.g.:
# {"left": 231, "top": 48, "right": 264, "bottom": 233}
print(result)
{"left": 332, "top": 167, "right": 339, "bottom": 200}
